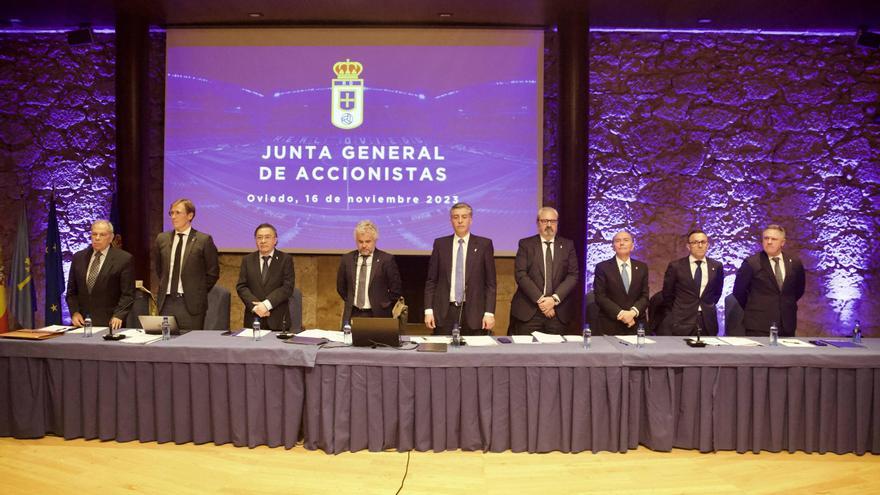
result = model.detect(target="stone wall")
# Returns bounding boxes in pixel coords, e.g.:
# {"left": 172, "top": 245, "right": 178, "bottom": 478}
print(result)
{"left": 588, "top": 32, "right": 880, "bottom": 336}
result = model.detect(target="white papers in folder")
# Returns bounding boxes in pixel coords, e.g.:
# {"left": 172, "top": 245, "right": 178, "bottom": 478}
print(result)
{"left": 531, "top": 331, "right": 565, "bottom": 343}
{"left": 718, "top": 336, "right": 762, "bottom": 346}
{"left": 236, "top": 328, "right": 273, "bottom": 339}
{"left": 410, "top": 336, "right": 453, "bottom": 344}
{"left": 117, "top": 329, "right": 163, "bottom": 344}
{"left": 617, "top": 335, "right": 656, "bottom": 345}
{"left": 35, "top": 325, "right": 75, "bottom": 333}
{"left": 778, "top": 338, "right": 815, "bottom": 347}
{"left": 67, "top": 326, "right": 110, "bottom": 334}
{"left": 462, "top": 335, "right": 497, "bottom": 346}
{"left": 297, "top": 329, "right": 346, "bottom": 343}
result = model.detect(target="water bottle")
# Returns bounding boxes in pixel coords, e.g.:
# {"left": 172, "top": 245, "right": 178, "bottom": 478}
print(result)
{"left": 582, "top": 324, "right": 591, "bottom": 350}
{"left": 451, "top": 322, "right": 461, "bottom": 347}
{"left": 83, "top": 316, "right": 93, "bottom": 338}
{"left": 253, "top": 317, "right": 262, "bottom": 341}
{"left": 343, "top": 322, "right": 352, "bottom": 345}
{"left": 636, "top": 322, "right": 645, "bottom": 349}
{"left": 853, "top": 320, "right": 862, "bottom": 344}
{"left": 769, "top": 321, "right": 779, "bottom": 346}
{"left": 161, "top": 316, "right": 171, "bottom": 341}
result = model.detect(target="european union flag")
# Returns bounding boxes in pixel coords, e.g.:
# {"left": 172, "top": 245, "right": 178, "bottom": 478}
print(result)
{"left": 9, "top": 208, "right": 35, "bottom": 329}
{"left": 45, "top": 195, "right": 65, "bottom": 325}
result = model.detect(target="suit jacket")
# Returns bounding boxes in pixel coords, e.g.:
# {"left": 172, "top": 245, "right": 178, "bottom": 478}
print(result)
{"left": 154, "top": 229, "right": 219, "bottom": 316}
{"left": 236, "top": 250, "right": 295, "bottom": 331}
{"left": 660, "top": 256, "right": 724, "bottom": 336}
{"left": 66, "top": 246, "right": 134, "bottom": 327}
{"left": 732, "top": 251, "right": 805, "bottom": 337}
{"left": 424, "top": 234, "right": 496, "bottom": 330}
{"left": 336, "top": 249, "right": 402, "bottom": 325}
{"left": 510, "top": 235, "right": 580, "bottom": 326}
{"left": 593, "top": 257, "right": 649, "bottom": 335}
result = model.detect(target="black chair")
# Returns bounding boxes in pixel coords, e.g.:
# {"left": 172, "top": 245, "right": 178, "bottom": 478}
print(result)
{"left": 203, "top": 285, "right": 231, "bottom": 330}
{"left": 724, "top": 294, "right": 745, "bottom": 336}
{"left": 288, "top": 288, "right": 303, "bottom": 332}
{"left": 647, "top": 291, "right": 667, "bottom": 336}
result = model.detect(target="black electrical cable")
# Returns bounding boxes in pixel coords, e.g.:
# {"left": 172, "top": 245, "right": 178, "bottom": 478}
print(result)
{"left": 395, "top": 450, "right": 411, "bottom": 495}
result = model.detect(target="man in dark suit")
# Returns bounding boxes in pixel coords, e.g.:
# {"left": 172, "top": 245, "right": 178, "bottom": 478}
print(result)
{"left": 154, "top": 198, "right": 219, "bottom": 330}
{"left": 593, "top": 230, "right": 649, "bottom": 335}
{"left": 732, "top": 224, "right": 806, "bottom": 337}
{"left": 510, "top": 207, "right": 579, "bottom": 335}
{"left": 236, "top": 223, "right": 295, "bottom": 331}
{"left": 424, "top": 202, "right": 496, "bottom": 335}
{"left": 336, "top": 220, "right": 402, "bottom": 326}
{"left": 66, "top": 220, "right": 134, "bottom": 330}
{"left": 660, "top": 229, "right": 724, "bottom": 336}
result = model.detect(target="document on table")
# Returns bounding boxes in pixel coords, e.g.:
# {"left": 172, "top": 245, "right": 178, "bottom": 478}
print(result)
{"left": 617, "top": 335, "right": 656, "bottom": 345}
{"left": 462, "top": 335, "right": 497, "bottom": 346}
{"left": 298, "top": 329, "right": 346, "bottom": 343}
{"left": 511, "top": 335, "right": 536, "bottom": 344}
{"left": 117, "top": 329, "right": 163, "bottom": 344}
{"left": 563, "top": 335, "right": 584, "bottom": 343}
{"left": 67, "top": 326, "right": 110, "bottom": 335}
{"left": 778, "top": 338, "right": 815, "bottom": 347}
{"left": 410, "top": 336, "right": 453, "bottom": 344}
{"left": 532, "top": 331, "right": 565, "bottom": 343}
{"left": 236, "top": 328, "right": 273, "bottom": 339}
{"left": 696, "top": 337, "right": 729, "bottom": 346}
{"left": 718, "top": 337, "right": 762, "bottom": 346}
{"left": 34, "top": 325, "right": 76, "bottom": 333}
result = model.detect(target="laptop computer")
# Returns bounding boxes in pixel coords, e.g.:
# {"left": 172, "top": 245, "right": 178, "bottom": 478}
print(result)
{"left": 350, "top": 317, "right": 401, "bottom": 347}
{"left": 138, "top": 315, "right": 181, "bottom": 335}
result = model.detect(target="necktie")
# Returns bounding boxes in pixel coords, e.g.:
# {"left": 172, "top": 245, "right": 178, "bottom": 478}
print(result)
{"left": 772, "top": 257, "right": 784, "bottom": 289}
{"left": 621, "top": 262, "right": 630, "bottom": 293}
{"left": 86, "top": 251, "right": 102, "bottom": 292}
{"left": 261, "top": 255, "right": 271, "bottom": 284}
{"left": 454, "top": 238, "right": 465, "bottom": 304}
{"left": 356, "top": 255, "right": 369, "bottom": 308}
{"left": 694, "top": 260, "right": 703, "bottom": 296}
{"left": 170, "top": 233, "right": 184, "bottom": 296}
{"left": 544, "top": 241, "right": 554, "bottom": 296}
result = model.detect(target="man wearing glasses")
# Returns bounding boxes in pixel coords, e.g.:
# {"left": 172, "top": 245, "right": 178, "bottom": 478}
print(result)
{"left": 510, "top": 207, "right": 579, "bottom": 335}
{"left": 236, "top": 223, "right": 295, "bottom": 331}
{"left": 66, "top": 220, "right": 134, "bottom": 330}
{"left": 154, "top": 198, "right": 219, "bottom": 330}
{"left": 660, "top": 229, "right": 725, "bottom": 336}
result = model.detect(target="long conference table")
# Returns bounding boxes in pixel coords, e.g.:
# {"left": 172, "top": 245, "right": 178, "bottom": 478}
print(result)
{"left": 1, "top": 331, "right": 878, "bottom": 455}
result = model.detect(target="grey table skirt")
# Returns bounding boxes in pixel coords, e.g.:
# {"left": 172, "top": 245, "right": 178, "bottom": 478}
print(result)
{"left": 1, "top": 333, "right": 878, "bottom": 454}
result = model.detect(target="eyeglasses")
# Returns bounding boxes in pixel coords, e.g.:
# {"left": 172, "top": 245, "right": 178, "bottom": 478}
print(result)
{"left": 538, "top": 219, "right": 558, "bottom": 225}
{"left": 688, "top": 240, "right": 709, "bottom": 246}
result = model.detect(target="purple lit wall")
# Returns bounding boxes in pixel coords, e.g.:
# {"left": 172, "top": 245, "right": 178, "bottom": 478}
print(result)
{"left": 587, "top": 32, "right": 880, "bottom": 336}
{"left": 0, "top": 33, "right": 117, "bottom": 324}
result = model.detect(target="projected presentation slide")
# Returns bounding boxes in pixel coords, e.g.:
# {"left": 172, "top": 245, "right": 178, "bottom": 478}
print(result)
{"left": 164, "top": 29, "right": 543, "bottom": 253}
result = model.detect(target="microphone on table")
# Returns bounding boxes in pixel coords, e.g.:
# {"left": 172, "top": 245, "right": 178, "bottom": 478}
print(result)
{"left": 276, "top": 310, "right": 294, "bottom": 340}
{"left": 104, "top": 298, "right": 135, "bottom": 341}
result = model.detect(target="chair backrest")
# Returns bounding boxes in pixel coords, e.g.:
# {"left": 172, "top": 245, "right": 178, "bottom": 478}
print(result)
{"left": 585, "top": 290, "right": 600, "bottom": 330}
{"left": 724, "top": 294, "right": 745, "bottom": 336}
{"left": 204, "top": 285, "right": 231, "bottom": 330}
{"left": 125, "top": 290, "right": 152, "bottom": 328}
{"left": 288, "top": 287, "right": 303, "bottom": 332}
{"left": 647, "top": 291, "right": 667, "bottom": 335}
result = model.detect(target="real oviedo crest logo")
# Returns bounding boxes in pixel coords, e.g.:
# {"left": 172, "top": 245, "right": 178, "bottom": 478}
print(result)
{"left": 331, "top": 59, "right": 364, "bottom": 130}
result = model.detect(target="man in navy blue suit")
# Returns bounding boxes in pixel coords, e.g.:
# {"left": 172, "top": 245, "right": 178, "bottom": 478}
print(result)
{"left": 592, "top": 231, "right": 649, "bottom": 335}
{"left": 660, "top": 229, "right": 725, "bottom": 336}
{"left": 424, "top": 203, "right": 496, "bottom": 336}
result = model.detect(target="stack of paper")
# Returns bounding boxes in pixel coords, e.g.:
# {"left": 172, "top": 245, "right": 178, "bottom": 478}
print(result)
{"left": 563, "top": 335, "right": 584, "bottom": 343}
{"left": 511, "top": 335, "right": 536, "bottom": 344}
{"left": 236, "top": 328, "right": 273, "bottom": 339}
{"left": 532, "top": 331, "right": 565, "bottom": 343}
{"left": 778, "top": 338, "right": 815, "bottom": 348}
{"left": 67, "top": 326, "right": 110, "bottom": 335}
{"left": 718, "top": 336, "right": 762, "bottom": 346}
{"left": 462, "top": 335, "right": 497, "bottom": 346}
{"left": 298, "top": 329, "right": 346, "bottom": 343}
{"left": 117, "top": 329, "right": 163, "bottom": 344}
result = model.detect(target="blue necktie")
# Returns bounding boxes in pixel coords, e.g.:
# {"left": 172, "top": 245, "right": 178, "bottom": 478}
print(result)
{"left": 694, "top": 260, "right": 703, "bottom": 296}
{"left": 454, "top": 238, "right": 464, "bottom": 303}
{"left": 621, "top": 262, "right": 630, "bottom": 293}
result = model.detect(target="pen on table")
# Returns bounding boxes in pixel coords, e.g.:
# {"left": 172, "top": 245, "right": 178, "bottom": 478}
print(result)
{"left": 618, "top": 340, "right": 630, "bottom": 346}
